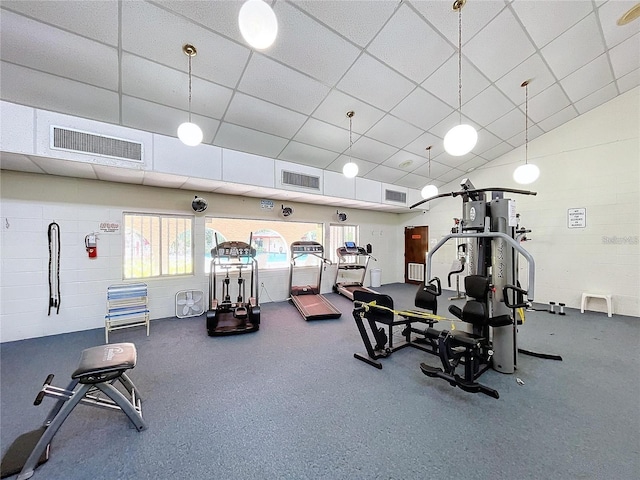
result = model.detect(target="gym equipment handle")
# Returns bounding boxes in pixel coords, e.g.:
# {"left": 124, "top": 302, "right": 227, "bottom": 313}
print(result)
{"left": 34, "top": 374, "right": 55, "bottom": 405}
{"left": 503, "top": 285, "right": 529, "bottom": 309}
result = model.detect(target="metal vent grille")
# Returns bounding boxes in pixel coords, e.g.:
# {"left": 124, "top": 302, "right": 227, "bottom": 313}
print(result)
{"left": 51, "top": 126, "right": 143, "bottom": 162}
{"left": 407, "top": 263, "right": 424, "bottom": 282}
{"left": 385, "top": 189, "right": 407, "bottom": 203}
{"left": 282, "top": 170, "right": 320, "bottom": 190}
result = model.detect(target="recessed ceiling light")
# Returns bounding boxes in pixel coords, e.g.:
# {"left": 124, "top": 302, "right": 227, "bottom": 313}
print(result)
{"left": 399, "top": 160, "right": 413, "bottom": 169}
{"left": 617, "top": 3, "right": 640, "bottom": 26}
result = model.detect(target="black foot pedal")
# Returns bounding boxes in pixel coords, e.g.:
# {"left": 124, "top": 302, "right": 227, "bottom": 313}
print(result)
{"left": 234, "top": 307, "right": 248, "bottom": 319}
{"left": 420, "top": 363, "right": 443, "bottom": 378}
{"left": 0, "top": 427, "right": 50, "bottom": 479}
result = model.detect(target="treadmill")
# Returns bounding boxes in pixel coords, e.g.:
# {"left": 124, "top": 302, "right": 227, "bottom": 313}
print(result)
{"left": 289, "top": 241, "right": 342, "bottom": 320}
{"left": 333, "top": 241, "right": 378, "bottom": 301}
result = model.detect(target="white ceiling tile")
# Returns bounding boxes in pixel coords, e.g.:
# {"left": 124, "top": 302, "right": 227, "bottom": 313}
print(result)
{"left": 225, "top": 93, "right": 307, "bottom": 139}
{"left": 598, "top": 0, "right": 640, "bottom": 48}
{"left": 436, "top": 167, "right": 466, "bottom": 184}
{"left": 506, "top": 124, "right": 544, "bottom": 148}
{"left": 121, "top": 1, "right": 250, "bottom": 89}
{"left": 458, "top": 156, "right": 489, "bottom": 174}
{"left": 481, "top": 142, "right": 514, "bottom": 162}
{"left": 473, "top": 129, "right": 503, "bottom": 156}
{"left": 561, "top": 55, "right": 615, "bottom": 103}
{"left": 337, "top": 53, "right": 416, "bottom": 111}
{"left": 159, "top": 1, "right": 246, "bottom": 45}
{"left": 238, "top": 54, "right": 330, "bottom": 115}
{"left": 392, "top": 87, "right": 453, "bottom": 131}
{"left": 495, "top": 54, "right": 556, "bottom": 105}
{"left": 394, "top": 172, "right": 432, "bottom": 190}
{"left": 311, "top": 90, "right": 386, "bottom": 133}
{"left": 528, "top": 84, "right": 572, "bottom": 123}
{"left": 325, "top": 155, "right": 378, "bottom": 177}
{"left": 293, "top": 118, "right": 356, "bottom": 153}
{"left": 382, "top": 150, "right": 428, "bottom": 172}
{"left": 0, "top": 152, "right": 45, "bottom": 174}
{"left": 278, "top": 141, "right": 339, "bottom": 169}
{"left": 511, "top": 0, "right": 594, "bottom": 48}
{"left": 365, "top": 164, "right": 406, "bottom": 183}
{"left": 214, "top": 123, "right": 288, "bottom": 158}
{"left": 413, "top": 0, "right": 507, "bottom": 46}
{"left": 486, "top": 107, "right": 525, "bottom": 142}
{"left": 267, "top": 2, "right": 361, "bottom": 85}
{"left": 464, "top": 8, "right": 536, "bottom": 81}
{"left": 121, "top": 54, "right": 232, "bottom": 119}
{"left": 1, "top": 0, "right": 119, "bottom": 46}
{"left": 403, "top": 132, "right": 446, "bottom": 158}
{"left": 0, "top": 62, "right": 120, "bottom": 124}
{"left": 121, "top": 96, "right": 220, "bottom": 143}
{"left": 295, "top": 0, "right": 398, "bottom": 47}
{"left": 574, "top": 83, "right": 618, "bottom": 115}
{"left": 608, "top": 33, "right": 640, "bottom": 79}
{"left": 617, "top": 68, "right": 640, "bottom": 93}
{"left": 432, "top": 149, "right": 474, "bottom": 169}
{"left": 1, "top": 11, "right": 118, "bottom": 90}
{"left": 412, "top": 160, "right": 455, "bottom": 179}
{"left": 535, "top": 105, "right": 579, "bottom": 134}
{"left": 350, "top": 135, "right": 398, "bottom": 164}
{"left": 421, "top": 56, "right": 491, "bottom": 109}
{"left": 463, "top": 85, "right": 517, "bottom": 127}
{"left": 365, "top": 115, "right": 423, "bottom": 149}
{"left": 541, "top": 14, "right": 606, "bottom": 80}
{"left": 368, "top": 3, "right": 453, "bottom": 83}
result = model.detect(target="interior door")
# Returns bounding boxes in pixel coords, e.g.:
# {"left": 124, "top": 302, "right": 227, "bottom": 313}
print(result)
{"left": 404, "top": 226, "right": 429, "bottom": 284}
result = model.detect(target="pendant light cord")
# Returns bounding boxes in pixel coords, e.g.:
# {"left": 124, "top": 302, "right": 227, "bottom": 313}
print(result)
{"left": 427, "top": 146, "right": 432, "bottom": 177}
{"left": 524, "top": 81, "right": 529, "bottom": 165}
{"left": 457, "top": 4, "right": 462, "bottom": 124}
{"left": 188, "top": 52, "right": 193, "bottom": 123}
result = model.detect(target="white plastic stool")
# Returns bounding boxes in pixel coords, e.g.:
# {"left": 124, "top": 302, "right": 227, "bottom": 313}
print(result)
{"left": 581, "top": 293, "right": 612, "bottom": 317}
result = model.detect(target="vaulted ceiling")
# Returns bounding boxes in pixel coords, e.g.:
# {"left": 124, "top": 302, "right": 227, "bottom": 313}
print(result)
{"left": 1, "top": 0, "right": 639, "bottom": 199}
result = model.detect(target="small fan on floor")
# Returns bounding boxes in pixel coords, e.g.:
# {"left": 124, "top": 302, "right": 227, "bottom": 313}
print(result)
{"left": 175, "top": 290, "right": 204, "bottom": 318}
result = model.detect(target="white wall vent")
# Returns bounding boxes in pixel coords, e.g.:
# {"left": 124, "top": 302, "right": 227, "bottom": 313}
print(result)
{"left": 385, "top": 189, "right": 407, "bottom": 204}
{"left": 407, "top": 263, "right": 425, "bottom": 282}
{"left": 50, "top": 126, "right": 143, "bottom": 162}
{"left": 281, "top": 170, "right": 320, "bottom": 190}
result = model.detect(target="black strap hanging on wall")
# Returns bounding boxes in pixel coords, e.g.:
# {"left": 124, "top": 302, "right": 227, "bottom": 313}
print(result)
{"left": 48, "top": 221, "right": 61, "bottom": 315}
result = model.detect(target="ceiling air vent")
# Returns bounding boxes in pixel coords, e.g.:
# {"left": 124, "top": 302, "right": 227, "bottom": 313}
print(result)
{"left": 51, "top": 126, "right": 143, "bottom": 162}
{"left": 281, "top": 170, "right": 320, "bottom": 190}
{"left": 385, "top": 189, "right": 407, "bottom": 204}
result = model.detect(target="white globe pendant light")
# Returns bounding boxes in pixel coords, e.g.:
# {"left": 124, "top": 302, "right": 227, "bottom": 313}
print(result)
{"left": 513, "top": 80, "right": 540, "bottom": 185}
{"left": 421, "top": 146, "right": 439, "bottom": 199}
{"left": 444, "top": 0, "right": 477, "bottom": 157}
{"left": 177, "top": 44, "right": 202, "bottom": 147}
{"left": 444, "top": 124, "right": 477, "bottom": 157}
{"left": 177, "top": 122, "right": 203, "bottom": 147}
{"left": 239, "top": 0, "right": 278, "bottom": 50}
{"left": 343, "top": 111, "right": 358, "bottom": 179}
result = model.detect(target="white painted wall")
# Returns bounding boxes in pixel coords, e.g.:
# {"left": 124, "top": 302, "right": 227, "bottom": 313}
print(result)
{"left": 0, "top": 174, "right": 404, "bottom": 343}
{"left": 402, "top": 87, "right": 640, "bottom": 317}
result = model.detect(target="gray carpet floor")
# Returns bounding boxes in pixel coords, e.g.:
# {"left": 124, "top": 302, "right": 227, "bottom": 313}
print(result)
{"left": 1, "top": 283, "right": 638, "bottom": 480}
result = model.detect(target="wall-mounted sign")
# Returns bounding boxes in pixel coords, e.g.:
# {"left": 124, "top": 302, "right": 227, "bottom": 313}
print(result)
{"left": 99, "top": 222, "right": 120, "bottom": 234}
{"left": 260, "top": 199, "right": 274, "bottom": 210}
{"left": 568, "top": 208, "right": 586, "bottom": 229}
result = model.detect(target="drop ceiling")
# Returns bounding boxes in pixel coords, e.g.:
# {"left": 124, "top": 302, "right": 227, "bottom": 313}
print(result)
{"left": 1, "top": 0, "right": 638, "bottom": 211}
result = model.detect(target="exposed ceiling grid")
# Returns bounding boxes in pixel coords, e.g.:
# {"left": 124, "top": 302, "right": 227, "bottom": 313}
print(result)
{"left": 0, "top": 0, "right": 638, "bottom": 208}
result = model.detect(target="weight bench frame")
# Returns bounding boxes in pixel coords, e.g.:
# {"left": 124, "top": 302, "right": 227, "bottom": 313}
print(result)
{"left": 1, "top": 343, "right": 146, "bottom": 480}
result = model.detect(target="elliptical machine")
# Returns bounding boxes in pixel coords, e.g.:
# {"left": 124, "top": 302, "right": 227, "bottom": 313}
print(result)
{"left": 206, "top": 233, "right": 260, "bottom": 336}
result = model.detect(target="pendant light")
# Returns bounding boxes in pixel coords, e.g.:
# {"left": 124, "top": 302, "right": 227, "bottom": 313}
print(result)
{"left": 239, "top": 0, "right": 278, "bottom": 50}
{"left": 513, "top": 80, "right": 540, "bottom": 185}
{"left": 421, "top": 146, "right": 439, "bottom": 199}
{"left": 343, "top": 111, "right": 359, "bottom": 178}
{"left": 177, "top": 44, "right": 203, "bottom": 147}
{"left": 443, "top": 0, "right": 477, "bottom": 157}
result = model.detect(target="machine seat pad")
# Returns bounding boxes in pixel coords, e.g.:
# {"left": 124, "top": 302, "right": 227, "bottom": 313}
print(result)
{"left": 461, "top": 301, "right": 488, "bottom": 326}
{"left": 354, "top": 290, "right": 394, "bottom": 324}
{"left": 488, "top": 315, "right": 512, "bottom": 327}
{"left": 72, "top": 343, "right": 137, "bottom": 384}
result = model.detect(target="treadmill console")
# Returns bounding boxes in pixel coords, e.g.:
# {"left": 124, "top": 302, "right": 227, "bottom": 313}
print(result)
{"left": 212, "top": 241, "right": 256, "bottom": 259}
{"left": 344, "top": 241, "right": 359, "bottom": 253}
{"left": 291, "top": 241, "right": 324, "bottom": 254}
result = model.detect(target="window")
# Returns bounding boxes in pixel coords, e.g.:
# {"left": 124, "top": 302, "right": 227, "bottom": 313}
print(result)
{"left": 123, "top": 213, "right": 193, "bottom": 279}
{"left": 328, "top": 224, "right": 358, "bottom": 263}
{"left": 204, "top": 218, "right": 323, "bottom": 271}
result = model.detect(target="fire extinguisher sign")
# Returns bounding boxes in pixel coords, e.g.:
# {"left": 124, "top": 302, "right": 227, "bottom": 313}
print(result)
{"left": 99, "top": 222, "right": 121, "bottom": 234}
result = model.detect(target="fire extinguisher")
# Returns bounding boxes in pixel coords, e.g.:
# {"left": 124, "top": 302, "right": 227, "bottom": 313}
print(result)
{"left": 85, "top": 233, "right": 97, "bottom": 258}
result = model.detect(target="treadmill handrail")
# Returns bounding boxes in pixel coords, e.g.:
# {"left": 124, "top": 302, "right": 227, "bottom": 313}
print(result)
{"left": 426, "top": 232, "right": 535, "bottom": 301}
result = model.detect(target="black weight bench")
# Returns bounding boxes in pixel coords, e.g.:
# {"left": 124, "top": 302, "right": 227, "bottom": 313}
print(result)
{"left": 1, "top": 343, "right": 146, "bottom": 480}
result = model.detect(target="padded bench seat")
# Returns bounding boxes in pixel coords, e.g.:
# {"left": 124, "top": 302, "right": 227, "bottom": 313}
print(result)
{"left": 72, "top": 343, "right": 137, "bottom": 384}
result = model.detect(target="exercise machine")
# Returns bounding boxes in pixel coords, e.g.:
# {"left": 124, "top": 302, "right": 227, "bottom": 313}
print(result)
{"left": 0, "top": 343, "right": 146, "bottom": 479}
{"left": 333, "top": 241, "right": 378, "bottom": 300}
{"left": 206, "top": 233, "right": 260, "bottom": 336}
{"left": 289, "top": 241, "right": 341, "bottom": 320}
